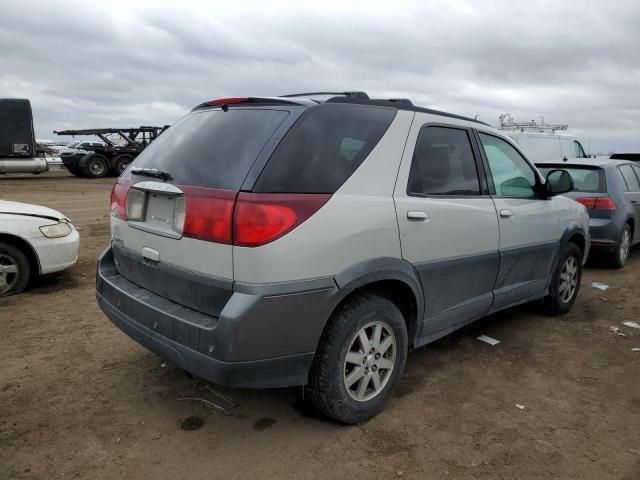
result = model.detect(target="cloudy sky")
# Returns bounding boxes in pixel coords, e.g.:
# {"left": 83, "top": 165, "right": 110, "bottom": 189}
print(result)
{"left": 1, "top": 0, "right": 639, "bottom": 153}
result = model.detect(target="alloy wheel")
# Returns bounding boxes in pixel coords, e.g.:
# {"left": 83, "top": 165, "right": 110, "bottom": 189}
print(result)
{"left": 0, "top": 253, "right": 20, "bottom": 295}
{"left": 558, "top": 256, "right": 578, "bottom": 303}
{"left": 619, "top": 228, "right": 631, "bottom": 264}
{"left": 343, "top": 321, "right": 396, "bottom": 402}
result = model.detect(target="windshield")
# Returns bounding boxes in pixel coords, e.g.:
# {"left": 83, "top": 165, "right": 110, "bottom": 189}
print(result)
{"left": 537, "top": 166, "right": 605, "bottom": 193}
{"left": 65, "top": 141, "right": 80, "bottom": 148}
{"left": 128, "top": 108, "right": 289, "bottom": 190}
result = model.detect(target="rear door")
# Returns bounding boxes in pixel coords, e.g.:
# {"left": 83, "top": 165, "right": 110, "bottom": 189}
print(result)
{"left": 394, "top": 119, "right": 500, "bottom": 337}
{"left": 476, "top": 131, "right": 561, "bottom": 310}
{"left": 618, "top": 164, "right": 640, "bottom": 240}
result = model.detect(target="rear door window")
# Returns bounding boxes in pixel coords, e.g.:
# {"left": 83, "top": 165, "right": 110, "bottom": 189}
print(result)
{"left": 619, "top": 165, "right": 640, "bottom": 192}
{"left": 408, "top": 126, "right": 480, "bottom": 196}
{"left": 129, "top": 109, "right": 289, "bottom": 190}
{"left": 254, "top": 103, "right": 396, "bottom": 193}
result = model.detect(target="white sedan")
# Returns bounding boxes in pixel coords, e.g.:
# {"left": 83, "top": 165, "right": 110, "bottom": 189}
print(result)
{"left": 0, "top": 200, "right": 80, "bottom": 296}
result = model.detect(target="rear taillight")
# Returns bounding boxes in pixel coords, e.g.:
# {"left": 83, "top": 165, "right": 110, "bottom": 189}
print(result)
{"left": 576, "top": 196, "right": 617, "bottom": 210}
{"left": 234, "top": 193, "right": 331, "bottom": 247}
{"left": 181, "top": 186, "right": 236, "bottom": 244}
{"left": 110, "top": 179, "right": 132, "bottom": 219}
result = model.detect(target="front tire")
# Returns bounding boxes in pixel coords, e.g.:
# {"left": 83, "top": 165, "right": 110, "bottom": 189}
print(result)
{"left": 307, "top": 294, "right": 408, "bottom": 424}
{"left": 543, "top": 242, "right": 582, "bottom": 315}
{"left": 0, "top": 243, "right": 31, "bottom": 296}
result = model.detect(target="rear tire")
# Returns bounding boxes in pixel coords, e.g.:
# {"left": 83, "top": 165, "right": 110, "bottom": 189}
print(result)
{"left": 306, "top": 294, "right": 408, "bottom": 424}
{"left": 606, "top": 224, "right": 631, "bottom": 269}
{"left": 112, "top": 155, "right": 133, "bottom": 176}
{"left": 0, "top": 242, "right": 31, "bottom": 296}
{"left": 543, "top": 242, "right": 582, "bottom": 316}
{"left": 82, "top": 155, "right": 109, "bottom": 178}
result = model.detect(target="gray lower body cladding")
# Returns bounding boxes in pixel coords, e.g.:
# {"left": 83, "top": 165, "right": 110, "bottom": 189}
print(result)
{"left": 96, "top": 247, "right": 342, "bottom": 388}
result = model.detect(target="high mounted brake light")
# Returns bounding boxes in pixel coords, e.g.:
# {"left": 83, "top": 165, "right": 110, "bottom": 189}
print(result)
{"left": 206, "top": 97, "right": 249, "bottom": 106}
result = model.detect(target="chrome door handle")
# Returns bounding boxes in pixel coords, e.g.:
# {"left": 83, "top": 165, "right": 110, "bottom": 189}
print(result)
{"left": 500, "top": 209, "right": 514, "bottom": 218}
{"left": 407, "top": 210, "right": 429, "bottom": 221}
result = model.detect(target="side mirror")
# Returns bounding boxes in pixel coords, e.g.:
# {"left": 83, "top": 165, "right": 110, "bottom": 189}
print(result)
{"left": 546, "top": 169, "right": 574, "bottom": 195}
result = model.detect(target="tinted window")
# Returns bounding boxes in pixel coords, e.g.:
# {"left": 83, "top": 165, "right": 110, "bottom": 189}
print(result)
{"left": 129, "top": 109, "right": 288, "bottom": 190}
{"left": 408, "top": 126, "right": 480, "bottom": 195}
{"left": 573, "top": 141, "right": 586, "bottom": 158}
{"left": 536, "top": 166, "right": 605, "bottom": 193}
{"left": 619, "top": 164, "right": 640, "bottom": 192}
{"left": 480, "top": 133, "right": 537, "bottom": 198}
{"left": 254, "top": 104, "right": 396, "bottom": 193}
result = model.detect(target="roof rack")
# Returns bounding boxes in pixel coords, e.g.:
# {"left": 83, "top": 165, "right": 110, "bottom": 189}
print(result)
{"left": 498, "top": 113, "right": 568, "bottom": 132}
{"left": 280, "top": 91, "right": 370, "bottom": 99}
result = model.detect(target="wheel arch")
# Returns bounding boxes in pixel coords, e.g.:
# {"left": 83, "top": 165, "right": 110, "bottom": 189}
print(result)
{"left": 332, "top": 257, "right": 424, "bottom": 346}
{"left": 560, "top": 223, "right": 587, "bottom": 257}
{"left": 0, "top": 233, "right": 41, "bottom": 276}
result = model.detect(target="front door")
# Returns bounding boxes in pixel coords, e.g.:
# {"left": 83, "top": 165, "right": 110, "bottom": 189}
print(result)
{"left": 476, "top": 131, "right": 561, "bottom": 311}
{"left": 394, "top": 121, "right": 500, "bottom": 338}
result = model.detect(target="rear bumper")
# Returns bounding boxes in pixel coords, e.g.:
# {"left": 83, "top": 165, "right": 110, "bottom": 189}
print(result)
{"left": 588, "top": 217, "right": 622, "bottom": 252}
{"left": 96, "top": 247, "right": 341, "bottom": 388}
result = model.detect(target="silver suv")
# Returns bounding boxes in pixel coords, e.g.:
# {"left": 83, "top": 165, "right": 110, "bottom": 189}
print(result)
{"left": 96, "top": 92, "right": 590, "bottom": 423}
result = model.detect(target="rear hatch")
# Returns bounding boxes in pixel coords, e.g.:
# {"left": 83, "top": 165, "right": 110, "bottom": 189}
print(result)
{"left": 110, "top": 103, "right": 296, "bottom": 316}
{"left": 536, "top": 164, "right": 615, "bottom": 218}
{"left": 110, "top": 98, "right": 397, "bottom": 317}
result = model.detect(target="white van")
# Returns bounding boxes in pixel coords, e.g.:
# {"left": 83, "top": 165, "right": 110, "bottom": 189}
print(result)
{"left": 498, "top": 114, "right": 589, "bottom": 162}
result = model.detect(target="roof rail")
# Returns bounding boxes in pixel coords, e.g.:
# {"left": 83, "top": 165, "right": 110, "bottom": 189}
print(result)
{"left": 280, "top": 91, "right": 370, "bottom": 99}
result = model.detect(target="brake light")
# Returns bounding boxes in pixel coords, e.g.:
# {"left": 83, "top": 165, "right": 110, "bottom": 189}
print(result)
{"left": 207, "top": 97, "right": 248, "bottom": 106}
{"left": 576, "top": 196, "right": 617, "bottom": 210}
{"left": 181, "top": 186, "right": 236, "bottom": 244}
{"left": 234, "top": 193, "right": 331, "bottom": 247}
{"left": 110, "top": 179, "right": 132, "bottom": 219}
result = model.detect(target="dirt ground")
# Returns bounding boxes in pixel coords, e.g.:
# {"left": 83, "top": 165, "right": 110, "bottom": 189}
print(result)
{"left": 1, "top": 172, "right": 639, "bottom": 480}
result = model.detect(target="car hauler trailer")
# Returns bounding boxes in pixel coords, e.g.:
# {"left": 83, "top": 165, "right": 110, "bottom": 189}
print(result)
{"left": 54, "top": 125, "right": 169, "bottom": 178}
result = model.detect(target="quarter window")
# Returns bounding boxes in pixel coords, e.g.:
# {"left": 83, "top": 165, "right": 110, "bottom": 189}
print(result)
{"left": 619, "top": 165, "right": 640, "bottom": 192}
{"left": 479, "top": 133, "right": 537, "bottom": 198}
{"left": 407, "top": 126, "right": 480, "bottom": 196}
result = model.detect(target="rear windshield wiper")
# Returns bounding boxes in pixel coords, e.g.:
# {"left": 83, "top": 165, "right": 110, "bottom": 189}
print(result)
{"left": 130, "top": 167, "right": 173, "bottom": 181}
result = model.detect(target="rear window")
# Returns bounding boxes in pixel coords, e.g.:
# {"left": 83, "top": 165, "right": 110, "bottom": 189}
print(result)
{"left": 128, "top": 109, "right": 289, "bottom": 190}
{"left": 254, "top": 103, "right": 396, "bottom": 193}
{"left": 536, "top": 165, "right": 605, "bottom": 193}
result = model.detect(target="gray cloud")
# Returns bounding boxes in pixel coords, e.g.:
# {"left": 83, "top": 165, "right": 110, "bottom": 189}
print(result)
{"left": 1, "top": 0, "right": 638, "bottom": 153}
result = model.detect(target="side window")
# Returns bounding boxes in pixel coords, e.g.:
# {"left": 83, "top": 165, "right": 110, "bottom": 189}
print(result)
{"left": 479, "top": 133, "right": 537, "bottom": 198}
{"left": 619, "top": 165, "right": 640, "bottom": 192}
{"left": 574, "top": 141, "right": 586, "bottom": 158}
{"left": 407, "top": 126, "right": 480, "bottom": 196}
{"left": 633, "top": 165, "right": 640, "bottom": 186}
